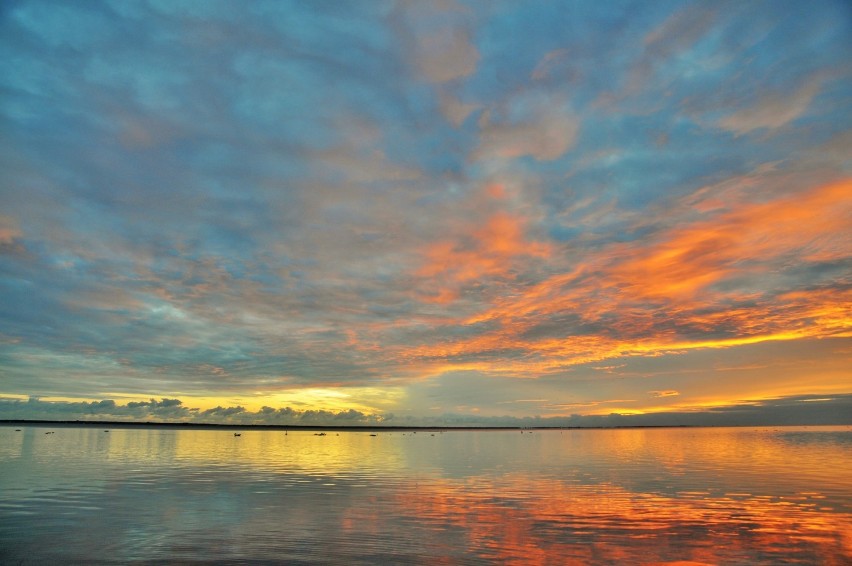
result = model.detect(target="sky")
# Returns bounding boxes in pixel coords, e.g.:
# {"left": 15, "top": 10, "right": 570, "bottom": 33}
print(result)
{"left": 1, "top": 0, "right": 850, "bottom": 426}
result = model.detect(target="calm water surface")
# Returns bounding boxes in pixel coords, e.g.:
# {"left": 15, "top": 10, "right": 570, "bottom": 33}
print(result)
{"left": 1, "top": 425, "right": 850, "bottom": 564}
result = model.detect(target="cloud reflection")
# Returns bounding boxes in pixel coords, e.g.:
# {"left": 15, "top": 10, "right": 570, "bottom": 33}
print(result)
{"left": 0, "top": 0, "right": 850, "bottom": 422}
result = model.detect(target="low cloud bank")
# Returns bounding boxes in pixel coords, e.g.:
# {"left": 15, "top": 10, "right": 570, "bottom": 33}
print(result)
{"left": 1, "top": 394, "right": 850, "bottom": 427}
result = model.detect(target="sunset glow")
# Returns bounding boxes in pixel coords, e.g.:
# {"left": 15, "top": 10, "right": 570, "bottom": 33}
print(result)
{"left": 1, "top": 0, "right": 850, "bottom": 425}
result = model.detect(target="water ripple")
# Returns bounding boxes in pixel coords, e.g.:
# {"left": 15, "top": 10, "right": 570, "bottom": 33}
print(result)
{"left": 0, "top": 425, "right": 850, "bottom": 564}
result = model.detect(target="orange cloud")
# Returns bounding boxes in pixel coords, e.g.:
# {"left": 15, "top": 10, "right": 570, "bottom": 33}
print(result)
{"left": 401, "top": 178, "right": 852, "bottom": 374}
{"left": 612, "top": 178, "right": 851, "bottom": 301}
{"left": 651, "top": 390, "right": 681, "bottom": 398}
{"left": 0, "top": 215, "right": 23, "bottom": 244}
{"left": 414, "top": 202, "right": 551, "bottom": 303}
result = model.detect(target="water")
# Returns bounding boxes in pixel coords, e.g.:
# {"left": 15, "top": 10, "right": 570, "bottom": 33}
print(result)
{"left": 1, "top": 425, "right": 850, "bottom": 564}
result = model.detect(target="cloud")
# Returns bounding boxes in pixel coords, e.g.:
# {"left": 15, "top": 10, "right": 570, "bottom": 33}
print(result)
{"left": 7, "top": 393, "right": 851, "bottom": 426}
{"left": 0, "top": 397, "right": 390, "bottom": 425}
{"left": 474, "top": 93, "right": 579, "bottom": 161}
{"left": 398, "top": 178, "right": 852, "bottom": 375}
{"left": 311, "top": 145, "right": 422, "bottom": 184}
{"left": 531, "top": 49, "right": 570, "bottom": 81}
{"left": 718, "top": 80, "right": 823, "bottom": 135}
{"left": 0, "top": 215, "right": 23, "bottom": 245}
{"left": 610, "top": 178, "right": 851, "bottom": 300}
{"left": 199, "top": 405, "right": 246, "bottom": 418}
{"left": 416, "top": 211, "right": 549, "bottom": 282}
{"left": 415, "top": 27, "right": 479, "bottom": 83}
{"left": 401, "top": 0, "right": 480, "bottom": 84}
{"left": 255, "top": 406, "right": 385, "bottom": 426}
{"left": 0, "top": 1, "right": 849, "bottom": 423}
{"left": 0, "top": 397, "right": 197, "bottom": 420}
{"left": 650, "top": 390, "right": 680, "bottom": 398}
{"left": 438, "top": 91, "right": 480, "bottom": 126}
{"left": 411, "top": 184, "right": 551, "bottom": 304}
{"left": 621, "top": 2, "right": 720, "bottom": 98}
{"left": 127, "top": 398, "right": 183, "bottom": 408}
{"left": 0, "top": 215, "right": 26, "bottom": 257}
{"left": 643, "top": 3, "right": 719, "bottom": 57}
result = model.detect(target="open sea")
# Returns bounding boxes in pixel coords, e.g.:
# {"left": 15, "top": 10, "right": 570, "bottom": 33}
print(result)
{"left": 1, "top": 424, "right": 850, "bottom": 564}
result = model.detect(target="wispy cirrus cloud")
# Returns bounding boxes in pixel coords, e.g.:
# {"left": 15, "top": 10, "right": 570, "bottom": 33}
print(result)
{"left": 473, "top": 92, "right": 580, "bottom": 162}
{"left": 650, "top": 390, "right": 680, "bottom": 398}
{"left": 717, "top": 80, "right": 823, "bottom": 135}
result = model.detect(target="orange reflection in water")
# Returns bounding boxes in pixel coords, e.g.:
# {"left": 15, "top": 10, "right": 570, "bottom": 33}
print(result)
{"left": 341, "top": 427, "right": 852, "bottom": 564}
{"left": 368, "top": 475, "right": 851, "bottom": 565}
{"left": 6, "top": 426, "right": 851, "bottom": 564}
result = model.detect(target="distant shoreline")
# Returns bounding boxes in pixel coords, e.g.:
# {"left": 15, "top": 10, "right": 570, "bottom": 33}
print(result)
{"left": 1, "top": 419, "right": 831, "bottom": 432}
{"left": 0, "top": 419, "right": 706, "bottom": 431}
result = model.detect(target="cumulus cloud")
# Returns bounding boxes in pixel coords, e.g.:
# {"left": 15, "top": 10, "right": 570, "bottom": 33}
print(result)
{"left": 3, "top": 394, "right": 849, "bottom": 427}
{"left": 0, "top": 397, "right": 389, "bottom": 425}
{"left": 199, "top": 405, "right": 246, "bottom": 418}
{"left": 0, "top": 397, "right": 196, "bottom": 421}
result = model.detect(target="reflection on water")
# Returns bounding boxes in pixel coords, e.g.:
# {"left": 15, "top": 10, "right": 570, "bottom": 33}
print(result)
{"left": 1, "top": 426, "right": 850, "bottom": 564}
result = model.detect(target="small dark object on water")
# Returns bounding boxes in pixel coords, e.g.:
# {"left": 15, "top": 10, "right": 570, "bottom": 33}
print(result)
{"left": 234, "top": 433, "right": 241, "bottom": 437}
{"left": 370, "top": 434, "right": 377, "bottom": 437}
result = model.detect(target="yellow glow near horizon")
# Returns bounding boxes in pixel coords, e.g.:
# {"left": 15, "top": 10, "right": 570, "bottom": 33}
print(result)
{"left": 2, "top": 335, "right": 849, "bottom": 420}
{"left": 256, "top": 387, "right": 405, "bottom": 414}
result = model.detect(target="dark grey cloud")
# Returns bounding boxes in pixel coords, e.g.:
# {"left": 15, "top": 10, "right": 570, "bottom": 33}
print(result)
{"left": 4, "top": 394, "right": 849, "bottom": 427}
{"left": 0, "top": 396, "right": 196, "bottom": 420}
